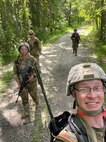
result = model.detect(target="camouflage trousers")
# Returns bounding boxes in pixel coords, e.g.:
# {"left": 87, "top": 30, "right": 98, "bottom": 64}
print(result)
{"left": 72, "top": 41, "right": 78, "bottom": 56}
{"left": 30, "top": 50, "right": 40, "bottom": 61}
{"left": 20, "top": 80, "right": 39, "bottom": 106}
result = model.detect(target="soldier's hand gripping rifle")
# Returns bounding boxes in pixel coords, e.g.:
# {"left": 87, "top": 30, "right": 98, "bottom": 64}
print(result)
{"left": 15, "top": 66, "right": 33, "bottom": 103}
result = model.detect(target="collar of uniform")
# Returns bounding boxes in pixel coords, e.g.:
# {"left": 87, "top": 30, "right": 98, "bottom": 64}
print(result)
{"left": 77, "top": 109, "right": 106, "bottom": 117}
{"left": 19, "top": 54, "right": 30, "bottom": 60}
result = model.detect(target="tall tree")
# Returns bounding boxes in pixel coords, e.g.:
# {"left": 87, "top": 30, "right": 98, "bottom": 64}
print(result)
{"left": 100, "top": 0, "right": 106, "bottom": 40}
{"left": 0, "top": 0, "right": 30, "bottom": 63}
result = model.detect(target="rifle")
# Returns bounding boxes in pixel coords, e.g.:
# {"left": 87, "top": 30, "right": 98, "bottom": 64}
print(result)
{"left": 15, "top": 66, "right": 33, "bottom": 103}
{"left": 35, "top": 65, "right": 71, "bottom": 142}
{"left": 34, "top": 64, "right": 53, "bottom": 119}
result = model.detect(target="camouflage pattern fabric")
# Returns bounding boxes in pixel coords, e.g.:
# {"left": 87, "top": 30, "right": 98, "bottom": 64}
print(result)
{"left": 27, "top": 37, "right": 41, "bottom": 60}
{"left": 71, "top": 32, "right": 80, "bottom": 56}
{"left": 13, "top": 54, "right": 39, "bottom": 106}
{"left": 71, "top": 33, "right": 80, "bottom": 44}
{"left": 55, "top": 116, "right": 106, "bottom": 142}
{"left": 19, "top": 80, "right": 39, "bottom": 106}
{"left": 72, "top": 39, "right": 78, "bottom": 55}
{"left": 79, "top": 116, "right": 105, "bottom": 142}
{"left": 66, "top": 63, "right": 106, "bottom": 96}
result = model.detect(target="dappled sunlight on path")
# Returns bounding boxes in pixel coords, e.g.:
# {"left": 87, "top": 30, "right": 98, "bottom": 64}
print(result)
{"left": 0, "top": 63, "right": 13, "bottom": 76}
{"left": 0, "top": 27, "right": 97, "bottom": 142}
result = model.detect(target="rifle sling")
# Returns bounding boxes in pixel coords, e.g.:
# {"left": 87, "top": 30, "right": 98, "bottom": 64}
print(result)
{"left": 68, "top": 114, "right": 89, "bottom": 142}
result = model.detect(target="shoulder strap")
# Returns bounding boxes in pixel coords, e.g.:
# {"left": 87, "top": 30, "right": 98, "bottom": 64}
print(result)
{"left": 104, "top": 117, "right": 106, "bottom": 141}
{"left": 68, "top": 114, "right": 89, "bottom": 142}
{"left": 30, "top": 55, "right": 39, "bottom": 66}
{"left": 14, "top": 55, "right": 20, "bottom": 64}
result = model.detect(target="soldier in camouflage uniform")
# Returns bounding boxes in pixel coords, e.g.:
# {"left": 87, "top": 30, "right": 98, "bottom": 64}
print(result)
{"left": 55, "top": 63, "right": 106, "bottom": 142}
{"left": 13, "top": 42, "right": 39, "bottom": 124}
{"left": 27, "top": 30, "right": 41, "bottom": 60}
{"left": 71, "top": 29, "right": 80, "bottom": 56}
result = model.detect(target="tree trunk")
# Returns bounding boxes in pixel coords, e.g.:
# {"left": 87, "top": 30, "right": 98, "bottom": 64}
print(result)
{"left": 29, "top": 0, "right": 40, "bottom": 28}
{"left": 68, "top": 2, "right": 72, "bottom": 26}
{"left": 100, "top": 0, "right": 105, "bottom": 40}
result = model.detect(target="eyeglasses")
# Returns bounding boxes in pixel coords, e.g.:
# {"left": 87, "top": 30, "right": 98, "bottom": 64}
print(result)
{"left": 29, "top": 33, "right": 33, "bottom": 35}
{"left": 74, "top": 86, "right": 105, "bottom": 96}
{"left": 20, "top": 48, "right": 28, "bottom": 50}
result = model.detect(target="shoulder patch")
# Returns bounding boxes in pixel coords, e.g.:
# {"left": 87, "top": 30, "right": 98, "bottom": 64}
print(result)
{"left": 56, "top": 129, "right": 78, "bottom": 142}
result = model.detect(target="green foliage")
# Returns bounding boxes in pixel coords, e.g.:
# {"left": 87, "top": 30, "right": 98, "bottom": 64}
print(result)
{"left": 0, "top": 0, "right": 106, "bottom": 65}
{"left": 92, "top": 40, "right": 106, "bottom": 107}
{"left": 29, "top": 0, "right": 70, "bottom": 39}
{"left": 42, "top": 27, "right": 72, "bottom": 45}
{"left": 31, "top": 108, "right": 45, "bottom": 142}
{"left": 0, "top": 71, "right": 14, "bottom": 94}
{"left": 80, "top": 25, "right": 94, "bottom": 48}
{"left": 0, "top": 58, "right": 3, "bottom": 66}
{"left": 0, "top": 0, "right": 30, "bottom": 65}
{"left": 92, "top": 41, "right": 106, "bottom": 78}
{"left": 93, "top": 41, "right": 106, "bottom": 58}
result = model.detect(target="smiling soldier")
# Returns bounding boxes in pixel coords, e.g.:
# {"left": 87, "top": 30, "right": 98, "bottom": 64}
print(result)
{"left": 55, "top": 63, "right": 106, "bottom": 142}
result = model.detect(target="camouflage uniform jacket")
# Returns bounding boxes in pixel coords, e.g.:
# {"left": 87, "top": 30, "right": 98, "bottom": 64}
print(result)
{"left": 55, "top": 115, "right": 106, "bottom": 142}
{"left": 13, "top": 54, "right": 39, "bottom": 82}
{"left": 27, "top": 37, "right": 41, "bottom": 58}
{"left": 71, "top": 33, "right": 80, "bottom": 44}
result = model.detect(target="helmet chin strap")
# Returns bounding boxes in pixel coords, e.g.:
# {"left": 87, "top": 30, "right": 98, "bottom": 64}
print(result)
{"left": 75, "top": 101, "right": 106, "bottom": 116}
{"left": 72, "top": 99, "right": 106, "bottom": 116}
{"left": 77, "top": 107, "right": 104, "bottom": 116}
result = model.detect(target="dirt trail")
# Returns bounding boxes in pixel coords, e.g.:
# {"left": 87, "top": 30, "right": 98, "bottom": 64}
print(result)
{"left": 0, "top": 28, "right": 96, "bottom": 142}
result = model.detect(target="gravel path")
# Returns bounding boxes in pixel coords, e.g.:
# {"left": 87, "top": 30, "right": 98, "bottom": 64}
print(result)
{"left": 0, "top": 28, "right": 96, "bottom": 142}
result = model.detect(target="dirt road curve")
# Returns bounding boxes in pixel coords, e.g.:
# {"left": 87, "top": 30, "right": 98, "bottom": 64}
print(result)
{"left": 0, "top": 29, "right": 96, "bottom": 142}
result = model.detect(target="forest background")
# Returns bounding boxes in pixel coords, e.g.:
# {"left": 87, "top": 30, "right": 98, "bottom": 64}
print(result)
{"left": 0, "top": 0, "right": 106, "bottom": 97}
{"left": 0, "top": 1, "right": 106, "bottom": 141}
{"left": 0, "top": 0, "right": 106, "bottom": 64}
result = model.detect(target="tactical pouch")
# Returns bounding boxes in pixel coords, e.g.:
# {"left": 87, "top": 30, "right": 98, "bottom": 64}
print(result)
{"left": 49, "top": 111, "right": 70, "bottom": 142}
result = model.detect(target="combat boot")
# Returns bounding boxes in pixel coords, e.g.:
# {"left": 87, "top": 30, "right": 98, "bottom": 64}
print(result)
{"left": 22, "top": 104, "right": 31, "bottom": 125}
{"left": 21, "top": 104, "right": 30, "bottom": 119}
{"left": 75, "top": 51, "right": 77, "bottom": 56}
{"left": 23, "top": 117, "right": 31, "bottom": 125}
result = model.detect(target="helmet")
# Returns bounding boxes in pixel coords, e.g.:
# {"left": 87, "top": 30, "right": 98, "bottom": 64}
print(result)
{"left": 74, "top": 29, "right": 77, "bottom": 31}
{"left": 18, "top": 42, "right": 30, "bottom": 52}
{"left": 66, "top": 63, "right": 106, "bottom": 96}
{"left": 28, "top": 30, "right": 35, "bottom": 35}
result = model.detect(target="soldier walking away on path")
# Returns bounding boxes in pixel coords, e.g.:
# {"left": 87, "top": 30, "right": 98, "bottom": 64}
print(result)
{"left": 71, "top": 29, "right": 80, "bottom": 56}
{"left": 55, "top": 63, "right": 106, "bottom": 142}
{"left": 13, "top": 42, "right": 39, "bottom": 125}
{"left": 27, "top": 30, "right": 41, "bottom": 61}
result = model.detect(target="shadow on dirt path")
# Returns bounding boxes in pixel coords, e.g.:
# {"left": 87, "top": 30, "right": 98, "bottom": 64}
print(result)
{"left": 0, "top": 28, "right": 97, "bottom": 142}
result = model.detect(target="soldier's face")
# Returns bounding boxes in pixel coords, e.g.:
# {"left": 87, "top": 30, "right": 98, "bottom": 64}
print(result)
{"left": 29, "top": 33, "right": 34, "bottom": 38}
{"left": 75, "top": 80, "right": 104, "bottom": 112}
{"left": 20, "top": 46, "right": 28, "bottom": 55}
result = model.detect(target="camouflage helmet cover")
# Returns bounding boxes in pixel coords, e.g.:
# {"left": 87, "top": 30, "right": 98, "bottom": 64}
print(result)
{"left": 74, "top": 29, "right": 77, "bottom": 31}
{"left": 66, "top": 63, "right": 106, "bottom": 96}
{"left": 28, "top": 30, "right": 35, "bottom": 35}
{"left": 18, "top": 42, "right": 30, "bottom": 51}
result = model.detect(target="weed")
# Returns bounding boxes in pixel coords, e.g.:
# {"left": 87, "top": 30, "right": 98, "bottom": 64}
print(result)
{"left": 0, "top": 71, "right": 13, "bottom": 94}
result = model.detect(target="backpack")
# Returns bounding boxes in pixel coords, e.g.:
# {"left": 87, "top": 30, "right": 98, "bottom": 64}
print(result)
{"left": 49, "top": 111, "right": 89, "bottom": 142}
{"left": 71, "top": 33, "right": 80, "bottom": 44}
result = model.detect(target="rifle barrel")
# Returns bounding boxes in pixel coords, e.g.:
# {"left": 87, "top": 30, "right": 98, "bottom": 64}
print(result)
{"left": 35, "top": 65, "right": 53, "bottom": 119}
